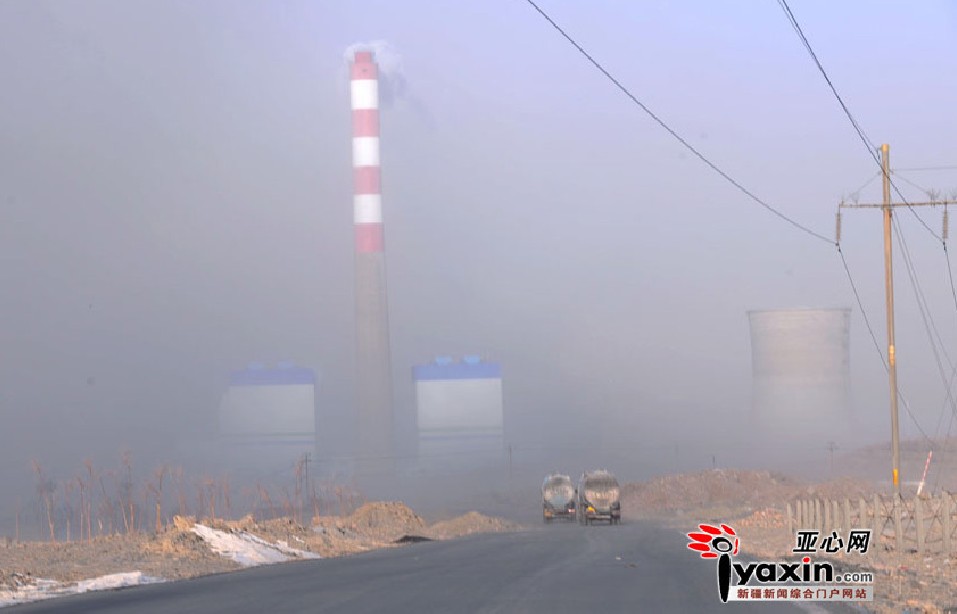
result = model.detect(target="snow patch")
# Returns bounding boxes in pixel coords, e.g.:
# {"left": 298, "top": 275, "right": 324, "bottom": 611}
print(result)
{"left": 75, "top": 572, "right": 163, "bottom": 593}
{"left": 190, "top": 524, "right": 320, "bottom": 567}
{"left": 0, "top": 571, "right": 163, "bottom": 608}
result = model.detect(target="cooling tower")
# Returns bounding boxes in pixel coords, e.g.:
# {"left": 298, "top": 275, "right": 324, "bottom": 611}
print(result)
{"left": 748, "top": 309, "right": 851, "bottom": 451}
{"left": 351, "top": 50, "right": 394, "bottom": 470}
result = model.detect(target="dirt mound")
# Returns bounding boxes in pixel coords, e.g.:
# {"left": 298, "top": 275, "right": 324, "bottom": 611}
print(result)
{"left": 622, "top": 470, "right": 875, "bottom": 519}
{"left": 341, "top": 502, "right": 426, "bottom": 539}
{"left": 426, "top": 511, "right": 519, "bottom": 539}
{"left": 141, "top": 528, "right": 211, "bottom": 558}
{"left": 171, "top": 515, "right": 195, "bottom": 531}
{"left": 622, "top": 469, "right": 801, "bottom": 515}
{"left": 734, "top": 507, "right": 787, "bottom": 529}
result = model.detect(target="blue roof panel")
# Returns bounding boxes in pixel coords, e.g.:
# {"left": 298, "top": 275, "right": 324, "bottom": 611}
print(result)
{"left": 413, "top": 362, "right": 502, "bottom": 381}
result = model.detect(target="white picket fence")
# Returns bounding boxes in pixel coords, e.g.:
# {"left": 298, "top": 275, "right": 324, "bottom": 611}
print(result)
{"left": 787, "top": 492, "right": 957, "bottom": 556}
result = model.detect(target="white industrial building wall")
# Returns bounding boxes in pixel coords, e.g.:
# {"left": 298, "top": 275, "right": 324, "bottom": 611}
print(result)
{"left": 216, "top": 369, "right": 318, "bottom": 476}
{"left": 414, "top": 378, "right": 504, "bottom": 475}
{"left": 219, "top": 384, "right": 316, "bottom": 436}
{"left": 415, "top": 378, "right": 504, "bottom": 436}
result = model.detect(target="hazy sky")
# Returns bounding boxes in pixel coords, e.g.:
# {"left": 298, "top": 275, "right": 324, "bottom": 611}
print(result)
{"left": 2, "top": 0, "right": 957, "bottom": 514}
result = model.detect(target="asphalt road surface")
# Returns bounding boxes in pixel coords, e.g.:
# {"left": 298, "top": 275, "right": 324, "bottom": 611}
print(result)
{"left": 9, "top": 521, "right": 860, "bottom": 613}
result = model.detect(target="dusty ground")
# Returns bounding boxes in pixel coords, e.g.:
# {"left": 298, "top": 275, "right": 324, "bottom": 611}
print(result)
{"left": 0, "top": 501, "right": 519, "bottom": 599}
{"left": 623, "top": 468, "right": 957, "bottom": 614}
{"left": 7, "top": 467, "right": 956, "bottom": 612}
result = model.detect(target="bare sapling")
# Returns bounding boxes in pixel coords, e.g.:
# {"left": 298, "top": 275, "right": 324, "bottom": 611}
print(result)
{"left": 84, "top": 459, "right": 96, "bottom": 541}
{"left": 74, "top": 475, "right": 87, "bottom": 542}
{"left": 31, "top": 460, "right": 56, "bottom": 542}
{"left": 172, "top": 466, "right": 187, "bottom": 517}
{"left": 147, "top": 465, "right": 167, "bottom": 534}
{"left": 257, "top": 483, "right": 276, "bottom": 520}
{"left": 310, "top": 478, "right": 320, "bottom": 522}
{"left": 205, "top": 477, "right": 217, "bottom": 520}
{"left": 120, "top": 450, "right": 135, "bottom": 535}
{"left": 222, "top": 476, "right": 233, "bottom": 520}
{"left": 97, "top": 471, "right": 115, "bottom": 535}
{"left": 63, "top": 479, "right": 74, "bottom": 542}
{"left": 195, "top": 480, "right": 206, "bottom": 522}
{"left": 280, "top": 487, "right": 293, "bottom": 520}
{"left": 294, "top": 455, "right": 307, "bottom": 525}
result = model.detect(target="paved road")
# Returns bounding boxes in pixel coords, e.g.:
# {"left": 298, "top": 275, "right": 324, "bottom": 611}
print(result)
{"left": 10, "top": 521, "right": 855, "bottom": 613}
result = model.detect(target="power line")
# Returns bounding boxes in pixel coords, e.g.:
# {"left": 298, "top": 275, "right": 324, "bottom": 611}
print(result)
{"left": 522, "top": 0, "right": 833, "bottom": 245}
{"left": 892, "top": 173, "right": 942, "bottom": 199}
{"left": 844, "top": 171, "right": 881, "bottom": 202}
{"left": 946, "top": 247, "right": 957, "bottom": 318}
{"left": 837, "top": 246, "right": 933, "bottom": 444}
{"left": 523, "top": 0, "right": 935, "bottom": 443}
{"left": 776, "top": 0, "right": 941, "bottom": 242}
{"left": 777, "top": 0, "right": 952, "bottom": 451}
{"left": 893, "top": 221, "right": 957, "bottom": 442}
{"left": 775, "top": 0, "right": 875, "bottom": 155}
{"left": 896, "top": 166, "right": 957, "bottom": 173}
{"left": 894, "top": 221, "right": 954, "bottom": 370}
{"left": 889, "top": 174, "right": 957, "bottom": 331}
{"left": 837, "top": 246, "right": 886, "bottom": 366}
{"left": 890, "top": 174, "right": 957, "bottom": 328}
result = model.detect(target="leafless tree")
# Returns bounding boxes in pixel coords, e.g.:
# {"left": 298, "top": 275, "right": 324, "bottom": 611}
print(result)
{"left": 293, "top": 455, "right": 308, "bottom": 525}
{"left": 15, "top": 497, "right": 21, "bottom": 543}
{"left": 147, "top": 465, "right": 167, "bottom": 534}
{"left": 221, "top": 475, "right": 232, "bottom": 521}
{"left": 171, "top": 466, "right": 188, "bottom": 517}
{"left": 83, "top": 459, "right": 96, "bottom": 541}
{"left": 31, "top": 460, "right": 56, "bottom": 542}
{"left": 120, "top": 450, "right": 136, "bottom": 535}
{"left": 204, "top": 478, "right": 217, "bottom": 520}
{"left": 97, "top": 470, "right": 116, "bottom": 535}
{"left": 256, "top": 483, "right": 276, "bottom": 520}
{"left": 62, "top": 479, "right": 75, "bottom": 541}
{"left": 310, "top": 478, "right": 320, "bottom": 522}
{"left": 74, "top": 475, "right": 88, "bottom": 542}
{"left": 280, "top": 486, "right": 293, "bottom": 520}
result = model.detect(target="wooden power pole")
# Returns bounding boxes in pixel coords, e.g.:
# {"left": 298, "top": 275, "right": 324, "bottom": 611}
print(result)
{"left": 838, "top": 143, "right": 957, "bottom": 551}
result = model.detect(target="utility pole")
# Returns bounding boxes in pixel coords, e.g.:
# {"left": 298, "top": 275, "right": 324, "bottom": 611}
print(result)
{"left": 880, "top": 143, "right": 902, "bottom": 512}
{"left": 838, "top": 143, "right": 957, "bottom": 552}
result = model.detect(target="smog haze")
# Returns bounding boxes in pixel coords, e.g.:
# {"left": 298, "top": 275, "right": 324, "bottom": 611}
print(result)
{"left": 2, "top": 0, "right": 957, "bottom": 531}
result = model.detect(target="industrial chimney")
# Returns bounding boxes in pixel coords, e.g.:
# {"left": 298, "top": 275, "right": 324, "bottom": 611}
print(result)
{"left": 350, "top": 50, "right": 394, "bottom": 470}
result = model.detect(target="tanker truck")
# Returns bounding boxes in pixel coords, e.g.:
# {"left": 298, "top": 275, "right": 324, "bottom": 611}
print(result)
{"left": 577, "top": 470, "right": 621, "bottom": 525}
{"left": 542, "top": 473, "right": 576, "bottom": 523}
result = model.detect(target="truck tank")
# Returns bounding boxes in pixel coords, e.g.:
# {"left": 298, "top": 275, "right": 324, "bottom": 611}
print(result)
{"left": 542, "top": 473, "right": 576, "bottom": 523}
{"left": 577, "top": 470, "right": 621, "bottom": 525}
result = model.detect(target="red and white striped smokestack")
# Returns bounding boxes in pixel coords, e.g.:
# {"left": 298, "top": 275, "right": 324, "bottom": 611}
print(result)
{"left": 351, "top": 51, "right": 384, "bottom": 254}
{"left": 349, "top": 49, "right": 394, "bottom": 471}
